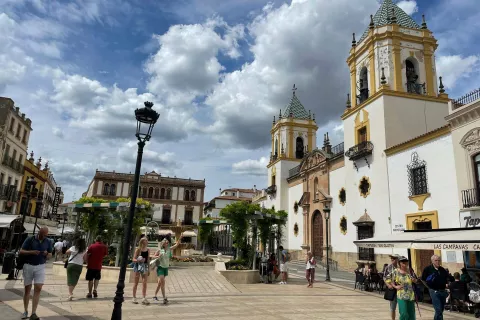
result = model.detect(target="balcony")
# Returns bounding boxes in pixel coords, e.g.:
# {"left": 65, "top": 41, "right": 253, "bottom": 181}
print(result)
{"left": 461, "top": 188, "right": 480, "bottom": 209}
{"left": 331, "top": 142, "right": 344, "bottom": 157}
{"left": 345, "top": 141, "right": 374, "bottom": 161}
{"left": 2, "top": 155, "right": 24, "bottom": 174}
{"left": 0, "top": 185, "right": 18, "bottom": 201}
{"left": 265, "top": 185, "right": 277, "bottom": 196}
{"left": 406, "top": 82, "right": 426, "bottom": 95}
{"left": 270, "top": 153, "right": 278, "bottom": 163}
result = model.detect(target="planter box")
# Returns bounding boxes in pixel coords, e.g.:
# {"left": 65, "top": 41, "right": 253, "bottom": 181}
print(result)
{"left": 170, "top": 261, "right": 215, "bottom": 267}
{"left": 219, "top": 269, "right": 260, "bottom": 284}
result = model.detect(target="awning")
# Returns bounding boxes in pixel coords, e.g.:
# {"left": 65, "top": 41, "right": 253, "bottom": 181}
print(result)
{"left": 355, "top": 228, "right": 480, "bottom": 251}
{"left": 0, "top": 214, "right": 20, "bottom": 228}
{"left": 182, "top": 230, "right": 197, "bottom": 237}
{"left": 23, "top": 223, "right": 37, "bottom": 233}
{"left": 158, "top": 229, "right": 173, "bottom": 235}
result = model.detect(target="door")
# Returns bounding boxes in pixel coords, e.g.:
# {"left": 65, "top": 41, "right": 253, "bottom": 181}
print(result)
{"left": 414, "top": 221, "right": 433, "bottom": 274}
{"left": 312, "top": 210, "right": 323, "bottom": 258}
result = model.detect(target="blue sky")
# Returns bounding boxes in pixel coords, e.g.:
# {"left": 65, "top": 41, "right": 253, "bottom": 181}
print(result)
{"left": 1, "top": 0, "right": 479, "bottom": 203}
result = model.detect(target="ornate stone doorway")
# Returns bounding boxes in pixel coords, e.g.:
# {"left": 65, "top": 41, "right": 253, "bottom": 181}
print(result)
{"left": 312, "top": 210, "right": 323, "bottom": 258}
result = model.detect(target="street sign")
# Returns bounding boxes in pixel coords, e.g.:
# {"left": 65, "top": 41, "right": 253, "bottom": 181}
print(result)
{"left": 52, "top": 187, "right": 61, "bottom": 216}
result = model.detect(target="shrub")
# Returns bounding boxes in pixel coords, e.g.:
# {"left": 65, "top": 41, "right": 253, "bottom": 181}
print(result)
{"left": 225, "top": 259, "right": 249, "bottom": 270}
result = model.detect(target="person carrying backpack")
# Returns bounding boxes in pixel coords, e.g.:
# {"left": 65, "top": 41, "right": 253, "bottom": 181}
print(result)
{"left": 421, "top": 254, "right": 449, "bottom": 320}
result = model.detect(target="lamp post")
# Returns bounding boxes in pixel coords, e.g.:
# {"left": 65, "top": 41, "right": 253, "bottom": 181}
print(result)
{"left": 111, "top": 101, "right": 159, "bottom": 320}
{"left": 323, "top": 203, "right": 331, "bottom": 282}
{"left": 61, "top": 208, "right": 68, "bottom": 239}
{"left": 7, "top": 176, "right": 36, "bottom": 280}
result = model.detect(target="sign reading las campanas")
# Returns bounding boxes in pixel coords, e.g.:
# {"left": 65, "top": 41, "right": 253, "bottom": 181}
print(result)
{"left": 415, "top": 243, "right": 480, "bottom": 251}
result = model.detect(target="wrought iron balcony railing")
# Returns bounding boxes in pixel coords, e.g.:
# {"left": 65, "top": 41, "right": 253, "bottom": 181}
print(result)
{"left": 345, "top": 141, "right": 374, "bottom": 161}
{"left": 265, "top": 185, "right": 277, "bottom": 195}
{"left": 453, "top": 88, "right": 480, "bottom": 110}
{"left": 461, "top": 188, "right": 480, "bottom": 209}
{"left": 406, "top": 82, "right": 426, "bottom": 95}
{"left": 331, "top": 142, "right": 344, "bottom": 157}
{"left": 0, "top": 185, "right": 18, "bottom": 201}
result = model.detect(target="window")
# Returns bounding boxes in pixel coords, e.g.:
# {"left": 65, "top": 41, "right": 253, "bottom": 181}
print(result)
{"left": 148, "top": 187, "right": 153, "bottom": 198}
{"left": 160, "top": 188, "right": 165, "bottom": 199}
{"left": 4, "top": 144, "right": 9, "bottom": 156}
{"left": 232, "top": 192, "right": 236, "bottom": 197}
{"left": 405, "top": 58, "right": 424, "bottom": 94}
{"left": 357, "top": 226, "right": 374, "bottom": 261}
{"left": 184, "top": 190, "right": 190, "bottom": 201}
{"left": 359, "top": 177, "right": 371, "bottom": 198}
{"left": 271, "top": 174, "right": 276, "bottom": 187}
{"left": 7, "top": 176, "right": 12, "bottom": 186}
{"left": 358, "top": 67, "right": 369, "bottom": 104}
{"left": 9, "top": 118, "right": 14, "bottom": 132}
{"left": 12, "top": 149, "right": 16, "bottom": 161}
{"left": 190, "top": 190, "right": 196, "bottom": 201}
{"left": 358, "top": 127, "right": 367, "bottom": 143}
{"left": 339, "top": 188, "right": 346, "bottom": 205}
{"left": 14, "top": 179, "right": 18, "bottom": 187}
{"left": 22, "top": 129, "right": 27, "bottom": 144}
{"left": 16, "top": 124, "right": 21, "bottom": 138}
{"left": 474, "top": 154, "right": 480, "bottom": 192}
{"left": 340, "top": 216, "right": 347, "bottom": 235}
{"left": 142, "top": 187, "right": 147, "bottom": 198}
{"left": 154, "top": 188, "right": 159, "bottom": 199}
{"left": 19, "top": 155, "right": 23, "bottom": 165}
{"left": 161, "top": 209, "right": 171, "bottom": 224}
{"left": 103, "top": 183, "right": 110, "bottom": 195}
{"left": 407, "top": 152, "right": 428, "bottom": 196}
{"left": 274, "top": 138, "right": 278, "bottom": 156}
{"left": 184, "top": 210, "right": 193, "bottom": 225}
{"left": 110, "top": 184, "right": 116, "bottom": 196}
{"left": 166, "top": 188, "right": 172, "bottom": 199}
{"left": 295, "top": 137, "right": 304, "bottom": 159}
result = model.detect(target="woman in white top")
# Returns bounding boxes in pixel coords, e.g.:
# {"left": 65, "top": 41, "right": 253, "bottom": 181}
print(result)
{"left": 305, "top": 251, "right": 316, "bottom": 288}
{"left": 65, "top": 238, "right": 87, "bottom": 300}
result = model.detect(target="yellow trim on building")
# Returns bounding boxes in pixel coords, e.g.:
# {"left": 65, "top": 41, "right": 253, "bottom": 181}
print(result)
{"left": 18, "top": 159, "right": 48, "bottom": 217}
{"left": 368, "top": 45, "right": 376, "bottom": 95}
{"left": 288, "top": 128, "right": 294, "bottom": 158}
{"left": 385, "top": 126, "right": 450, "bottom": 156}
{"left": 354, "top": 110, "right": 370, "bottom": 145}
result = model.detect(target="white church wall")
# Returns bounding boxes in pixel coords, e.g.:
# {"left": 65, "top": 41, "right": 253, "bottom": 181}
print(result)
{"left": 287, "top": 182, "right": 304, "bottom": 250}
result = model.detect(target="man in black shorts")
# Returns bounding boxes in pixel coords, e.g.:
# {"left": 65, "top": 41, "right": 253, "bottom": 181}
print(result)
{"left": 85, "top": 236, "right": 108, "bottom": 298}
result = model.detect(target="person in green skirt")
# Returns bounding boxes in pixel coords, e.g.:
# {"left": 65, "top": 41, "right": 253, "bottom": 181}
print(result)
{"left": 65, "top": 238, "right": 87, "bottom": 301}
{"left": 386, "top": 256, "right": 418, "bottom": 320}
{"left": 152, "top": 235, "right": 182, "bottom": 304}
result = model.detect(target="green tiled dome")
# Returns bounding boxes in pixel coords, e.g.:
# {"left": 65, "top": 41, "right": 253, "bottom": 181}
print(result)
{"left": 358, "top": 0, "right": 421, "bottom": 44}
{"left": 283, "top": 93, "right": 310, "bottom": 120}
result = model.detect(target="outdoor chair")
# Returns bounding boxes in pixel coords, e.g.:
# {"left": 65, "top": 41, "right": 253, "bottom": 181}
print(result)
{"left": 354, "top": 271, "right": 366, "bottom": 291}
{"left": 369, "top": 273, "right": 381, "bottom": 292}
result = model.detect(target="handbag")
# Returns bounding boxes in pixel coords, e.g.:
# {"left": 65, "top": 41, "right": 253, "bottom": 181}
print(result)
{"left": 64, "top": 252, "right": 79, "bottom": 268}
{"left": 384, "top": 288, "right": 397, "bottom": 301}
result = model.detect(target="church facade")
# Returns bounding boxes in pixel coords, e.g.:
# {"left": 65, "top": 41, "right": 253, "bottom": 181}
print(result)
{"left": 256, "top": 0, "right": 466, "bottom": 274}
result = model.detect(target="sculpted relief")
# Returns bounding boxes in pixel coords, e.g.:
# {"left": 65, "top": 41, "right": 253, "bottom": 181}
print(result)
{"left": 300, "top": 150, "right": 326, "bottom": 173}
{"left": 461, "top": 128, "right": 480, "bottom": 154}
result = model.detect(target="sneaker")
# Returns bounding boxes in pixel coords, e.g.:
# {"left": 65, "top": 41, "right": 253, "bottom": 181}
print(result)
{"left": 21, "top": 312, "right": 28, "bottom": 319}
{"left": 163, "top": 298, "right": 168, "bottom": 305}
{"left": 68, "top": 295, "right": 73, "bottom": 301}
{"left": 152, "top": 296, "right": 159, "bottom": 302}
{"left": 86, "top": 293, "right": 92, "bottom": 299}
{"left": 142, "top": 298, "right": 150, "bottom": 305}
{"left": 29, "top": 314, "right": 39, "bottom": 320}
{"left": 279, "top": 281, "right": 284, "bottom": 285}
{"left": 93, "top": 290, "right": 98, "bottom": 298}
{"left": 132, "top": 297, "right": 138, "bottom": 304}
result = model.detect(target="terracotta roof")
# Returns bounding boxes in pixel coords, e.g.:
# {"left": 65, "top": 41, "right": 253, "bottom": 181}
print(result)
{"left": 385, "top": 125, "right": 450, "bottom": 156}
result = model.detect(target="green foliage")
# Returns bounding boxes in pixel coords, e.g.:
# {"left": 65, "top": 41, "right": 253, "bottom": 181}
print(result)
{"left": 116, "top": 197, "right": 152, "bottom": 237}
{"left": 225, "top": 259, "right": 249, "bottom": 270}
{"left": 198, "top": 217, "right": 215, "bottom": 247}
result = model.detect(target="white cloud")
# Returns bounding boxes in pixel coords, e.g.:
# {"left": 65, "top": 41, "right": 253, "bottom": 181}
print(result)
{"left": 396, "top": 1, "right": 418, "bottom": 16}
{"left": 52, "top": 127, "right": 64, "bottom": 139}
{"left": 436, "top": 55, "right": 480, "bottom": 89}
{"left": 232, "top": 157, "right": 268, "bottom": 176}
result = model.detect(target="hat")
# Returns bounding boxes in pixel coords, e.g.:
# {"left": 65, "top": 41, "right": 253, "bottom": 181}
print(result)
{"left": 398, "top": 256, "right": 409, "bottom": 262}
{"left": 389, "top": 254, "right": 401, "bottom": 259}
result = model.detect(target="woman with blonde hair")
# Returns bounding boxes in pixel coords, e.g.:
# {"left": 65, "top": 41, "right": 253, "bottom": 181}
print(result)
{"left": 132, "top": 237, "right": 150, "bottom": 305}
{"left": 152, "top": 235, "right": 182, "bottom": 304}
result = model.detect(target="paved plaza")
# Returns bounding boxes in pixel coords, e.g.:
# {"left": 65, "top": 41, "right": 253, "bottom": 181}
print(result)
{"left": 0, "top": 263, "right": 472, "bottom": 320}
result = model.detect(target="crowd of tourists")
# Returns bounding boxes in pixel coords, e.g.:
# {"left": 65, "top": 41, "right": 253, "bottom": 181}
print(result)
{"left": 17, "top": 226, "right": 183, "bottom": 320}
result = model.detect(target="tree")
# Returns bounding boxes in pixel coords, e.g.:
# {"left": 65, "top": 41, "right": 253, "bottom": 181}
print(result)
{"left": 76, "top": 197, "right": 110, "bottom": 245}
{"left": 220, "top": 201, "right": 253, "bottom": 259}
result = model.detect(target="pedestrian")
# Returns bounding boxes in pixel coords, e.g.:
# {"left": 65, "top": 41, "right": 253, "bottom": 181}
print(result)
{"left": 305, "top": 251, "right": 316, "bottom": 288}
{"left": 152, "top": 235, "right": 183, "bottom": 304}
{"left": 279, "top": 246, "right": 288, "bottom": 285}
{"left": 460, "top": 267, "right": 472, "bottom": 283}
{"left": 54, "top": 239, "right": 63, "bottom": 261}
{"left": 65, "top": 237, "right": 87, "bottom": 300}
{"left": 85, "top": 235, "right": 108, "bottom": 299}
{"left": 386, "top": 256, "right": 417, "bottom": 320}
{"left": 384, "top": 254, "right": 401, "bottom": 320}
{"left": 132, "top": 237, "right": 150, "bottom": 305}
{"left": 421, "top": 254, "right": 449, "bottom": 320}
{"left": 19, "top": 226, "right": 52, "bottom": 320}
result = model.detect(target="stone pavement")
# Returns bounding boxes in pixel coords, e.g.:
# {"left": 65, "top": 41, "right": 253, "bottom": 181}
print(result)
{"left": 0, "top": 262, "right": 472, "bottom": 319}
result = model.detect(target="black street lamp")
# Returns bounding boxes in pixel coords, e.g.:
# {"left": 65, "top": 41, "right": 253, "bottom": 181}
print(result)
{"left": 111, "top": 101, "right": 159, "bottom": 320}
{"left": 323, "top": 203, "right": 331, "bottom": 282}
{"left": 7, "top": 176, "right": 36, "bottom": 280}
{"left": 60, "top": 208, "right": 68, "bottom": 239}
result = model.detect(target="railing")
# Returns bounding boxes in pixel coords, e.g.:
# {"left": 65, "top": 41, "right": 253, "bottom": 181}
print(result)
{"left": 288, "top": 165, "right": 301, "bottom": 178}
{"left": 461, "top": 188, "right": 480, "bottom": 208}
{"left": 345, "top": 141, "right": 374, "bottom": 161}
{"left": 265, "top": 185, "right": 277, "bottom": 195}
{"left": 2, "top": 155, "right": 12, "bottom": 166}
{"left": 453, "top": 88, "right": 480, "bottom": 110}
{"left": 270, "top": 153, "right": 278, "bottom": 162}
{"left": 406, "top": 82, "right": 426, "bottom": 95}
{"left": 331, "top": 142, "right": 344, "bottom": 157}
{"left": 0, "top": 185, "right": 18, "bottom": 201}
{"left": 2, "top": 156, "right": 24, "bottom": 173}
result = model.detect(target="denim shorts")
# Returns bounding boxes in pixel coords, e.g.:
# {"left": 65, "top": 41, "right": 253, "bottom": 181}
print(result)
{"left": 389, "top": 295, "right": 398, "bottom": 311}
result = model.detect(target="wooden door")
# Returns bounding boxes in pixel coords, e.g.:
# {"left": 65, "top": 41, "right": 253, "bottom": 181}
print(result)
{"left": 312, "top": 211, "right": 323, "bottom": 258}
{"left": 414, "top": 221, "right": 433, "bottom": 274}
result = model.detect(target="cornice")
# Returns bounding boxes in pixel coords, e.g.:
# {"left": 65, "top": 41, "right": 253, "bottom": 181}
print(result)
{"left": 385, "top": 125, "right": 451, "bottom": 156}
{"left": 446, "top": 101, "right": 480, "bottom": 129}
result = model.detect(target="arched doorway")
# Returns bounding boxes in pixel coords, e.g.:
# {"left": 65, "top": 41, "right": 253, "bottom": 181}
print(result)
{"left": 312, "top": 210, "right": 324, "bottom": 258}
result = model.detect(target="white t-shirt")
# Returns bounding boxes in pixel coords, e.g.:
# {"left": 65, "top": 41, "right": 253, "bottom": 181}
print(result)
{"left": 68, "top": 246, "right": 86, "bottom": 265}
{"left": 54, "top": 241, "right": 63, "bottom": 251}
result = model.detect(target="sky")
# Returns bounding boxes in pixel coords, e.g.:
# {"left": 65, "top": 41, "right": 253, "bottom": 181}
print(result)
{"left": 1, "top": 0, "right": 479, "bottom": 203}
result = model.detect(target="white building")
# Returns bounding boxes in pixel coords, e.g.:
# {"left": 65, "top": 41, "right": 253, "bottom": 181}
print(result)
{"left": 255, "top": 0, "right": 464, "bottom": 273}
{"left": 0, "top": 97, "right": 32, "bottom": 214}
{"left": 204, "top": 187, "right": 257, "bottom": 218}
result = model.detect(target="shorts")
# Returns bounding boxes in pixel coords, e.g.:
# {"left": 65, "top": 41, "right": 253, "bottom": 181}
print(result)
{"left": 390, "top": 295, "right": 398, "bottom": 312}
{"left": 280, "top": 263, "right": 288, "bottom": 273}
{"left": 85, "top": 268, "right": 102, "bottom": 281}
{"left": 156, "top": 266, "right": 169, "bottom": 277}
{"left": 23, "top": 264, "right": 46, "bottom": 286}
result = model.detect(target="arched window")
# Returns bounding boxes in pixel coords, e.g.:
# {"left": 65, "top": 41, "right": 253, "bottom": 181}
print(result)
{"left": 148, "top": 187, "right": 154, "bottom": 198}
{"left": 160, "top": 188, "right": 165, "bottom": 199}
{"left": 190, "top": 190, "right": 196, "bottom": 201}
{"left": 154, "top": 188, "right": 159, "bottom": 199}
{"left": 166, "top": 188, "right": 172, "bottom": 199}
{"left": 406, "top": 58, "right": 424, "bottom": 94}
{"left": 103, "top": 183, "right": 110, "bottom": 195}
{"left": 142, "top": 187, "right": 147, "bottom": 198}
{"left": 110, "top": 184, "right": 116, "bottom": 196}
{"left": 274, "top": 138, "right": 278, "bottom": 157}
{"left": 358, "top": 67, "right": 369, "bottom": 104}
{"left": 295, "top": 137, "right": 304, "bottom": 159}
{"left": 184, "top": 190, "right": 190, "bottom": 201}
{"left": 314, "top": 177, "right": 319, "bottom": 200}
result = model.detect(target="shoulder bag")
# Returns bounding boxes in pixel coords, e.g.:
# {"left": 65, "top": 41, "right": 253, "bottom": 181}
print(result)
{"left": 384, "top": 288, "right": 397, "bottom": 301}
{"left": 64, "top": 252, "right": 79, "bottom": 269}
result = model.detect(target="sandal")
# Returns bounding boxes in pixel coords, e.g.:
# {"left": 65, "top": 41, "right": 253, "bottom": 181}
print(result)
{"left": 163, "top": 298, "right": 168, "bottom": 305}
{"left": 93, "top": 290, "right": 98, "bottom": 298}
